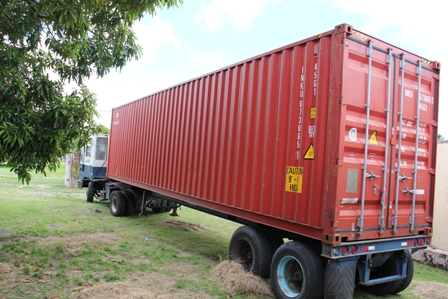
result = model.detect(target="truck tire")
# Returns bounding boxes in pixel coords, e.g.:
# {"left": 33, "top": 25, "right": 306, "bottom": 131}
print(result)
{"left": 110, "top": 191, "right": 127, "bottom": 217}
{"left": 358, "top": 250, "right": 413, "bottom": 296}
{"left": 325, "top": 257, "right": 357, "bottom": 298}
{"left": 229, "top": 226, "right": 272, "bottom": 278}
{"left": 152, "top": 198, "right": 167, "bottom": 213}
{"left": 357, "top": 256, "right": 397, "bottom": 296}
{"left": 86, "top": 181, "right": 95, "bottom": 202}
{"left": 262, "top": 229, "right": 284, "bottom": 258}
{"left": 271, "top": 241, "right": 324, "bottom": 299}
{"left": 122, "top": 190, "right": 135, "bottom": 216}
{"left": 390, "top": 250, "right": 414, "bottom": 294}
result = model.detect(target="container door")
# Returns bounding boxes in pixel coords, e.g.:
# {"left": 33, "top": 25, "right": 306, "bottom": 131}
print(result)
{"left": 339, "top": 32, "right": 438, "bottom": 239}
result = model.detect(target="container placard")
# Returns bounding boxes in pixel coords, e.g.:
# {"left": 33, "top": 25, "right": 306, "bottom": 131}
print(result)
{"left": 285, "top": 166, "right": 303, "bottom": 193}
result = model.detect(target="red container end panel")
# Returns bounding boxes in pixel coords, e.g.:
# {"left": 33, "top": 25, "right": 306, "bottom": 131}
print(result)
{"left": 325, "top": 29, "right": 440, "bottom": 243}
{"left": 107, "top": 24, "right": 440, "bottom": 243}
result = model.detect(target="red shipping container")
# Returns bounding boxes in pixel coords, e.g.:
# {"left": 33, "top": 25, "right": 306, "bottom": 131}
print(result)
{"left": 107, "top": 23, "right": 439, "bottom": 244}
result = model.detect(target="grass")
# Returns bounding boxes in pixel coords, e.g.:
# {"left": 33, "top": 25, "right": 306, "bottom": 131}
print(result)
{"left": 0, "top": 164, "right": 447, "bottom": 298}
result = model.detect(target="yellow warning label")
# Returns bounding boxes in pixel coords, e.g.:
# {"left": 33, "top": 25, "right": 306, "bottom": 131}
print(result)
{"left": 303, "top": 144, "right": 315, "bottom": 160}
{"left": 285, "top": 166, "right": 303, "bottom": 193}
{"left": 310, "top": 107, "right": 316, "bottom": 119}
{"left": 369, "top": 131, "right": 380, "bottom": 145}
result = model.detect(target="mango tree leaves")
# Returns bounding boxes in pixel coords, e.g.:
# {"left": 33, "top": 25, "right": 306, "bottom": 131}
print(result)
{"left": 0, "top": 0, "right": 182, "bottom": 183}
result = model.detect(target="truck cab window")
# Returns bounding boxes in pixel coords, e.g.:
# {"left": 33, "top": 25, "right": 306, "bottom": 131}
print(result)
{"left": 95, "top": 137, "right": 107, "bottom": 161}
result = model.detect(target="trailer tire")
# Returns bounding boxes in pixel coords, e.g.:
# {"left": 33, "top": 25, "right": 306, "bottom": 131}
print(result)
{"left": 110, "top": 191, "right": 127, "bottom": 217}
{"left": 325, "top": 258, "right": 357, "bottom": 298}
{"left": 358, "top": 251, "right": 414, "bottom": 296}
{"left": 271, "top": 241, "right": 324, "bottom": 299}
{"left": 122, "top": 190, "right": 135, "bottom": 216}
{"left": 263, "top": 229, "right": 284, "bottom": 257}
{"left": 229, "top": 226, "right": 272, "bottom": 278}
{"left": 86, "top": 181, "right": 95, "bottom": 202}
{"left": 390, "top": 250, "right": 414, "bottom": 294}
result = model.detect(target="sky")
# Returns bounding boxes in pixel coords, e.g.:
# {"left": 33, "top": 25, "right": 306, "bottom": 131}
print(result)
{"left": 84, "top": 0, "right": 448, "bottom": 136}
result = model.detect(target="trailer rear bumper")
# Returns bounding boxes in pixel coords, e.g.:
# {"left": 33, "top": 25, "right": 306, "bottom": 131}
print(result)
{"left": 322, "top": 235, "right": 429, "bottom": 259}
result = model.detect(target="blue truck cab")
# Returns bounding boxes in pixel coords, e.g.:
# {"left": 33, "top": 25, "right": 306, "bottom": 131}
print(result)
{"left": 78, "top": 134, "right": 108, "bottom": 201}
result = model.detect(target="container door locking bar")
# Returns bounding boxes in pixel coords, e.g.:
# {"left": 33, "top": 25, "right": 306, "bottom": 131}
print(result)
{"left": 409, "top": 60, "right": 423, "bottom": 233}
{"left": 379, "top": 48, "right": 393, "bottom": 235}
{"left": 359, "top": 40, "right": 374, "bottom": 235}
{"left": 393, "top": 54, "right": 406, "bottom": 233}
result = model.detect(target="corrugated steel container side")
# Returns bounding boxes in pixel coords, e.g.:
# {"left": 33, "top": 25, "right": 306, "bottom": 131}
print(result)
{"left": 107, "top": 24, "right": 440, "bottom": 243}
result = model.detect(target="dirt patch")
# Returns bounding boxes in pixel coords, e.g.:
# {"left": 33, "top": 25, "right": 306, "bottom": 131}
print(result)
{"left": 0, "top": 263, "right": 11, "bottom": 273}
{"left": 77, "top": 281, "right": 212, "bottom": 299}
{"left": 0, "top": 228, "right": 14, "bottom": 235}
{"left": 162, "top": 220, "right": 205, "bottom": 232}
{"left": 38, "top": 232, "right": 121, "bottom": 249}
{"left": 162, "top": 263, "right": 198, "bottom": 280}
{"left": 211, "top": 260, "right": 273, "bottom": 298}
{"left": 411, "top": 281, "right": 448, "bottom": 299}
{"left": 76, "top": 282, "right": 156, "bottom": 299}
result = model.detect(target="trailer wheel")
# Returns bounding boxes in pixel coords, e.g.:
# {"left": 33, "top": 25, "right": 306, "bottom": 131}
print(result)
{"left": 262, "top": 229, "right": 284, "bottom": 257}
{"left": 229, "top": 226, "right": 272, "bottom": 278}
{"left": 86, "top": 181, "right": 95, "bottom": 202}
{"left": 152, "top": 198, "right": 167, "bottom": 213}
{"left": 390, "top": 250, "right": 414, "bottom": 294}
{"left": 271, "top": 241, "right": 324, "bottom": 299}
{"left": 110, "top": 191, "right": 126, "bottom": 217}
{"left": 122, "top": 190, "right": 135, "bottom": 216}
{"left": 325, "top": 258, "right": 357, "bottom": 298}
{"left": 357, "top": 250, "right": 414, "bottom": 296}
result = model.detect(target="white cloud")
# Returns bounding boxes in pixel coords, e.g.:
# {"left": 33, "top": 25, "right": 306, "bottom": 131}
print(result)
{"left": 188, "top": 48, "right": 224, "bottom": 66}
{"left": 330, "top": 0, "right": 447, "bottom": 57}
{"left": 194, "top": 0, "right": 282, "bottom": 32}
{"left": 133, "top": 15, "right": 181, "bottom": 62}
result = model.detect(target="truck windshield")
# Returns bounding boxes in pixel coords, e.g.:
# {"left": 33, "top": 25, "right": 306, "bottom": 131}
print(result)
{"left": 95, "top": 137, "right": 107, "bottom": 160}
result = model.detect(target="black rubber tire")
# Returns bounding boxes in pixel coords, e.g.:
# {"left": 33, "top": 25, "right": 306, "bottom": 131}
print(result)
{"left": 262, "top": 228, "right": 284, "bottom": 258}
{"left": 271, "top": 241, "right": 324, "bottom": 299}
{"left": 325, "top": 258, "right": 357, "bottom": 298}
{"left": 86, "top": 181, "right": 95, "bottom": 202}
{"left": 229, "top": 226, "right": 272, "bottom": 278}
{"left": 390, "top": 250, "right": 414, "bottom": 294}
{"left": 109, "top": 191, "right": 127, "bottom": 217}
{"left": 152, "top": 198, "right": 167, "bottom": 213}
{"left": 122, "top": 190, "right": 135, "bottom": 216}
{"left": 357, "top": 257, "right": 398, "bottom": 296}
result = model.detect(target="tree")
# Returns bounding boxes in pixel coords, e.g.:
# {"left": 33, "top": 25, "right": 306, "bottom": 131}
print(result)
{"left": 0, "top": 0, "right": 182, "bottom": 183}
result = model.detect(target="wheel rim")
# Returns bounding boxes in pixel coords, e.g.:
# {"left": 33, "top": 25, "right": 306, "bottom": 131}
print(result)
{"left": 111, "top": 195, "right": 118, "bottom": 214}
{"left": 277, "top": 255, "right": 305, "bottom": 297}
{"left": 234, "top": 239, "right": 253, "bottom": 272}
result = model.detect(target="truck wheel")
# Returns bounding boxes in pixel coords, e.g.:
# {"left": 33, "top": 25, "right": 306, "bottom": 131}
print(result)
{"left": 110, "top": 191, "right": 127, "bottom": 216}
{"left": 152, "top": 198, "right": 167, "bottom": 213}
{"left": 390, "top": 250, "right": 414, "bottom": 294}
{"left": 229, "top": 226, "right": 272, "bottom": 278}
{"left": 86, "top": 181, "right": 95, "bottom": 202}
{"left": 271, "top": 241, "right": 324, "bottom": 299}
{"left": 262, "top": 229, "right": 284, "bottom": 258}
{"left": 325, "top": 257, "right": 357, "bottom": 298}
{"left": 122, "top": 190, "right": 135, "bottom": 216}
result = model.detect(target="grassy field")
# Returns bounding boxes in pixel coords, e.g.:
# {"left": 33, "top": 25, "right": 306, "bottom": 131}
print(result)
{"left": 0, "top": 165, "right": 447, "bottom": 299}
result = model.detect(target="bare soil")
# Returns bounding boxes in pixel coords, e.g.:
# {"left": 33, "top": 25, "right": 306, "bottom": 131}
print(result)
{"left": 162, "top": 220, "right": 206, "bottom": 232}
{"left": 38, "top": 232, "right": 121, "bottom": 249}
{"left": 76, "top": 281, "right": 214, "bottom": 299}
{"left": 410, "top": 281, "right": 448, "bottom": 299}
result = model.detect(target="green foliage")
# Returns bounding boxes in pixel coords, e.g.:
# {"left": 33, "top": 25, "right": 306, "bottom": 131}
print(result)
{"left": 0, "top": 0, "right": 182, "bottom": 183}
